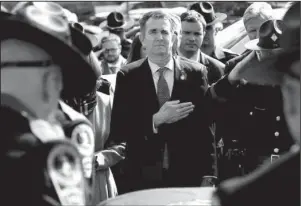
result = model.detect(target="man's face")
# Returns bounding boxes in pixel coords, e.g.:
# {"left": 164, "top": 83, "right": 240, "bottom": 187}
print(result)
{"left": 180, "top": 21, "right": 205, "bottom": 52}
{"left": 245, "top": 17, "right": 268, "bottom": 40}
{"left": 201, "top": 24, "right": 216, "bottom": 50}
{"left": 140, "top": 18, "right": 175, "bottom": 56}
{"left": 281, "top": 60, "right": 300, "bottom": 144}
{"left": 103, "top": 40, "right": 121, "bottom": 63}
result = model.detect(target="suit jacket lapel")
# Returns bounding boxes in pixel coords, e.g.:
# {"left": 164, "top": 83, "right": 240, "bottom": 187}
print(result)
{"left": 171, "top": 56, "right": 184, "bottom": 100}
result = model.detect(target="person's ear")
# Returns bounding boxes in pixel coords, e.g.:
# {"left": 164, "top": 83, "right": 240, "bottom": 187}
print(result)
{"left": 139, "top": 33, "right": 144, "bottom": 45}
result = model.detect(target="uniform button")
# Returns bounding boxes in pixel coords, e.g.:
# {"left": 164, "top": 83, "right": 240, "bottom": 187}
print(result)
{"left": 276, "top": 116, "right": 281, "bottom": 121}
{"left": 274, "top": 131, "right": 280, "bottom": 137}
{"left": 249, "top": 111, "right": 253, "bottom": 116}
{"left": 274, "top": 148, "right": 279, "bottom": 153}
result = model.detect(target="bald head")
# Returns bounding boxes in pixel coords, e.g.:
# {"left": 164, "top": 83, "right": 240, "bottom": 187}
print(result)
{"left": 243, "top": 2, "right": 273, "bottom": 40}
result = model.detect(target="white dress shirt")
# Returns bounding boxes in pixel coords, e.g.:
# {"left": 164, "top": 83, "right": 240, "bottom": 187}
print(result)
{"left": 148, "top": 58, "right": 174, "bottom": 96}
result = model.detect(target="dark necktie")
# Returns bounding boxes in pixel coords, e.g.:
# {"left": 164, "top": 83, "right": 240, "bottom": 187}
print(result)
{"left": 156, "top": 67, "right": 170, "bottom": 169}
{"left": 157, "top": 67, "right": 170, "bottom": 107}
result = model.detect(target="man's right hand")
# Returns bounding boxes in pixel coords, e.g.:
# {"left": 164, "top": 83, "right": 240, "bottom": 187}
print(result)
{"left": 153, "top": 100, "right": 195, "bottom": 128}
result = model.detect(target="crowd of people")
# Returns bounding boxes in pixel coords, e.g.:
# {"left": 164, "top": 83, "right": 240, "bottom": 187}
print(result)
{"left": 1, "top": 1, "right": 299, "bottom": 206}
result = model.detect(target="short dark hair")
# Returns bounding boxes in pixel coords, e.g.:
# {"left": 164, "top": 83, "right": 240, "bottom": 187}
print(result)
{"left": 180, "top": 10, "right": 206, "bottom": 29}
{"left": 139, "top": 10, "right": 176, "bottom": 39}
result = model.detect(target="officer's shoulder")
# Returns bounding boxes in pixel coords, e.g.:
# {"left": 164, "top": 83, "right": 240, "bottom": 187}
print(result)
{"left": 225, "top": 50, "right": 251, "bottom": 67}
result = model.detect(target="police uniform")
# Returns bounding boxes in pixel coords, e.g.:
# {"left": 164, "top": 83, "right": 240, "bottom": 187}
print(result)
{"left": 224, "top": 50, "right": 251, "bottom": 74}
{"left": 1, "top": 94, "right": 87, "bottom": 206}
{"left": 213, "top": 3, "right": 301, "bottom": 205}
{"left": 216, "top": 83, "right": 294, "bottom": 181}
{"left": 215, "top": 13, "right": 297, "bottom": 181}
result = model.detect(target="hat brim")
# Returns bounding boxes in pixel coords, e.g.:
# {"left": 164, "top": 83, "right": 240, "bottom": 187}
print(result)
{"left": 1, "top": 18, "right": 97, "bottom": 98}
{"left": 100, "top": 18, "right": 135, "bottom": 31}
{"left": 206, "top": 13, "right": 227, "bottom": 26}
{"left": 244, "top": 39, "right": 278, "bottom": 51}
{"left": 233, "top": 49, "right": 298, "bottom": 85}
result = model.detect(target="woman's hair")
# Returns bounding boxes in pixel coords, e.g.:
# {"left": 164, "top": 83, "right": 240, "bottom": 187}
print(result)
{"left": 126, "top": 33, "right": 144, "bottom": 64}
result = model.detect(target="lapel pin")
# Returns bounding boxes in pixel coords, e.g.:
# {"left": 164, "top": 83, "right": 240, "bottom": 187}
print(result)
{"left": 180, "top": 71, "right": 187, "bottom": 80}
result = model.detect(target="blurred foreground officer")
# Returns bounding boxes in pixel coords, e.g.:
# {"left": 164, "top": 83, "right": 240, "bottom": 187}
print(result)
{"left": 1, "top": 2, "right": 97, "bottom": 205}
{"left": 213, "top": 3, "right": 300, "bottom": 206}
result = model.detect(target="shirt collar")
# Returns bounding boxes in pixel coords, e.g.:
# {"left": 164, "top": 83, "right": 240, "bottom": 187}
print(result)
{"left": 148, "top": 57, "right": 174, "bottom": 75}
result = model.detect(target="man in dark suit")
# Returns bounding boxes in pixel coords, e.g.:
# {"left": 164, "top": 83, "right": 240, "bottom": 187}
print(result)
{"left": 212, "top": 3, "right": 300, "bottom": 205}
{"left": 108, "top": 10, "right": 214, "bottom": 193}
{"left": 178, "top": 10, "right": 225, "bottom": 85}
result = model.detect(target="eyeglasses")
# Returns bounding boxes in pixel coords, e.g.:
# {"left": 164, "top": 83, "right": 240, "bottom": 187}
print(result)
{"left": 1, "top": 60, "right": 55, "bottom": 68}
{"left": 104, "top": 48, "right": 119, "bottom": 53}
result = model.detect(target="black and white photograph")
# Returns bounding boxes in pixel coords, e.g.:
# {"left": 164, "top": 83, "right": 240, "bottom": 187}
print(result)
{"left": 1, "top": 1, "right": 300, "bottom": 205}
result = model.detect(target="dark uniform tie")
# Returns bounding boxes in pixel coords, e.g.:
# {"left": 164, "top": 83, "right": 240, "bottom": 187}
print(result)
{"left": 156, "top": 67, "right": 170, "bottom": 169}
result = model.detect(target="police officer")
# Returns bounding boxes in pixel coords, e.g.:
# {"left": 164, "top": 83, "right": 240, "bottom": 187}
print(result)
{"left": 1, "top": 2, "right": 97, "bottom": 205}
{"left": 215, "top": 7, "right": 294, "bottom": 180}
{"left": 213, "top": 3, "right": 300, "bottom": 205}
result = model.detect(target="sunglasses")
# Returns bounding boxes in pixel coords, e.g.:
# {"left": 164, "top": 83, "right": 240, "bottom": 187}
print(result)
{"left": 1, "top": 60, "right": 56, "bottom": 68}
